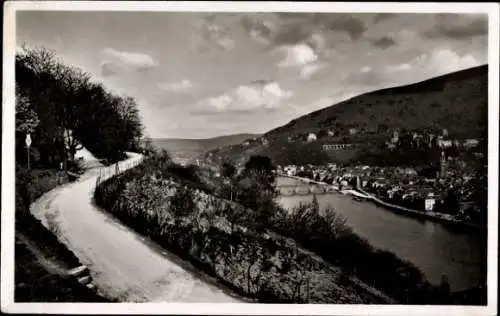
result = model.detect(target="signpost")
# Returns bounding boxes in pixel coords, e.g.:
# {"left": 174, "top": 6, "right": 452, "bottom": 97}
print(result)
{"left": 25, "top": 133, "right": 32, "bottom": 170}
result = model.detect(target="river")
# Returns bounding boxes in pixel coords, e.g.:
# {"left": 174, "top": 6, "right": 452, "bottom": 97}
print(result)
{"left": 277, "top": 176, "right": 487, "bottom": 291}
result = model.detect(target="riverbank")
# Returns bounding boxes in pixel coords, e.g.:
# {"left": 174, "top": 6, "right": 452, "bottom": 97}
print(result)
{"left": 278, "top": 175, "right": 486, "bottom": 298}
{"left": 279, "top": 174, "right": 484, "bottom": 230}
{"left": 355, "top": 184, "right": 485, "bottom": 231}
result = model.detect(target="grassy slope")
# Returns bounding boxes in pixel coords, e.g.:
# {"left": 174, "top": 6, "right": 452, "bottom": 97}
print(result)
{"left": 15, "top": 236, "right": 110, "bottom": 302}
{"left": 203, "top": 65, "right": 487, "bottom": 166}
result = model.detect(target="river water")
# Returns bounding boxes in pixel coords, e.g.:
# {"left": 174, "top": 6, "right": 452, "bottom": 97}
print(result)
{"left": 277, "top": 176, "right": 487, "bottom": 291}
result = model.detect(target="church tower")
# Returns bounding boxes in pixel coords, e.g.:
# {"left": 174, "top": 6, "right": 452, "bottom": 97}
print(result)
{"left": 440, "top": 151, "right": 447, "bottom": 178}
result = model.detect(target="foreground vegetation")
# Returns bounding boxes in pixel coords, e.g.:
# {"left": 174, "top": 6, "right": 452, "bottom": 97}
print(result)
{"left": 15, "top": 237, "right": 110, "bottom": 302}
{"left": 95, "top": 152, "right": 388, "bottom": 303}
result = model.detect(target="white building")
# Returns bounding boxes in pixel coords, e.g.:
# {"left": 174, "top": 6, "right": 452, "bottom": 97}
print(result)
{"left": 327, "top": 163, "right": 338, "bottom": 170}
{"left": 391, "top": 130, "right": 399, "bottom": 144}
{"left": 425, "top": 193, "right": 436, "bottom": 211}
{"left": 464, "top": 139, "right": 480, "bottom": 148}
{"left": 307, "top": 133, "right": 317, "bottom": 142}
{"left": 437, "top": 137, "right": 453, "bottom": 148}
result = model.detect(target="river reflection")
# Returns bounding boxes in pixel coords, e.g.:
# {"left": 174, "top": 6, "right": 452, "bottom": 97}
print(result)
{"left": 277, "top": 177, "right": 486, "bottom": 291}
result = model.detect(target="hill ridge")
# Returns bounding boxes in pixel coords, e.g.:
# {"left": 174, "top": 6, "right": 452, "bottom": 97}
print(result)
{"left": 153, "top": 133, "right": 261, "bottom": 142}
{"left": 268, "top": 65, "right": 487, "bottom": 139}
{"left": 203, "top": 65, "right": 488, "bottom": 167}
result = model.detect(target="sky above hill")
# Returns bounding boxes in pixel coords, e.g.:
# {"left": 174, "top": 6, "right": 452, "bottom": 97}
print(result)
{"left": 16, "top": 11, "right": 488, "bottom": 138}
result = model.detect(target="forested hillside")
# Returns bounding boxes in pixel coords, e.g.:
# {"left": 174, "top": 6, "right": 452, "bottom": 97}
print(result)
{"left": 268, "top": 65, "right": 487, "bottom": 140}
{"left": 202, "top": 65, "right": 487, "bottom": 167}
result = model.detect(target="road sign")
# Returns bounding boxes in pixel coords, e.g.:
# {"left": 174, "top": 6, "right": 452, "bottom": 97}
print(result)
{"left": 25, "top": 133, "right": 32, "bottom": 147}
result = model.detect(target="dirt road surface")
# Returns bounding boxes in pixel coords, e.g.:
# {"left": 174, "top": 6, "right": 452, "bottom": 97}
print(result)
{"left": 30, "top": 153, "right": 243, "bottom": 302}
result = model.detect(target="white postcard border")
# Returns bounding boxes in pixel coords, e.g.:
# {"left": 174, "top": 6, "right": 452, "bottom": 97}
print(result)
{"left": 2, "top": 2, "right": 498, "bottom": 315}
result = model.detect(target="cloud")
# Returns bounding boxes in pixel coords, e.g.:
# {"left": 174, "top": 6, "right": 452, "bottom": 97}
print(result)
{"left": 102, "top": 48, "right": 158, "bottom": 72}
{"left": 386, "top": 63, "right": 412, "bottom": 72}
{"left": 241, "top": 15, "right": 276, "bottom": 45}
{"left": 158, "top": 79, "right": 193, "bottom": 92}
{"left": 100, "top": 61, "right": 123, "bottom": 77}
{"left": 392, "top": 30, "right": 421, "bottom": 43}
{"left": 345, "top": 66, "right": 394, "bottom": 87}
{"left": 385, "top": 49, "right": 481, "bottom": 79}
{"left": 193, "top": 80, "right": 294, "bottom": 114}
{"left": 326, "top": 15, "right": 367, "bottom": 40}
{"left": 275, "top": 13, "right": 368, "bottom": 41}
{"left": 308, "top": 96, "right": 336, "bottom": 111}
{"left": 361, "top": 66, "right": 372, "bottom": 73}
{"left": 273, "top": 22, "right": 314, "bottom": 46}
{"left": 373, "top": 13, "right": 397, "bottom": 24}
{"left": 300, "top": 63, "right": 325, "bottom": 79}
{"left": 423, "top": 14, "right": 487, "bottom": 40}
{"left": 194, "top": 17, "right": 234, "bottom": 51}
{"left": 208, "top": 94, "right": 233, "bottom": 111}
{"left": 371, "top": 36, "right": 396, "bottom": 49}
{"left": 422, "top": 49, "right": 480, "bottom": 73}
{"left": 305, "top": 33, "right": 329, "bottom": 54}
{"left": 275, "top": 44, "right": 318, "bottom": 68}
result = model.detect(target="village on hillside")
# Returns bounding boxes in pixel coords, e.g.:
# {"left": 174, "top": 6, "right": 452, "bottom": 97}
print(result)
{"left": 276, "top": 127, "right": 487, "bottom": 227}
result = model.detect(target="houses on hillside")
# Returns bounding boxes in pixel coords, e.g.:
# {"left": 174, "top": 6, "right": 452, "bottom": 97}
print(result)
{"left": 322, "top": 144, "right": 353, "bottom": 151}
{"left": 385, "top": 128, "right": 481, "bottom": 151}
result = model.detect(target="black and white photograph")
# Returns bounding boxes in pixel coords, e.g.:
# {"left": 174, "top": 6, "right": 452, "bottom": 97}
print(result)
{"left": 2, "top": 2, "right": 498, "bottom": 315}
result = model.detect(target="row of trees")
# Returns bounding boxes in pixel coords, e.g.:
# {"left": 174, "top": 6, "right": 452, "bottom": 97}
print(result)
{"left": 219, "top": 155, "right": 279, "bottom": 230}
{"left": 15, "top": 45, "right": 143, "bottom": 170}
{"left": 14, "top": 46, "right": 139, "bottom": 302}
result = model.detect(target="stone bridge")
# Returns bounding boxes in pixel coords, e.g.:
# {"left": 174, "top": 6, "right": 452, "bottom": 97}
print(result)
{"left": 277, "top": 183, "right": 339, "bottom": 196}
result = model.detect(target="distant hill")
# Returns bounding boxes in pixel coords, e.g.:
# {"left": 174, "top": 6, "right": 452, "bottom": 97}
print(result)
{"left": 202, "top": 65, "right": 488, "bottom": 167}
{"left": 204, "top": 133, "right": 262, "bottom": 147}
{"left": 152, "top": 133, "right": 260, "bottom": 164}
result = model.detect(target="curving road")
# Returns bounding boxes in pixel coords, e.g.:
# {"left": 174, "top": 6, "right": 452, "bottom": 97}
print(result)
{"left": 30, "top": 153, "right": 243, "bottom": 302}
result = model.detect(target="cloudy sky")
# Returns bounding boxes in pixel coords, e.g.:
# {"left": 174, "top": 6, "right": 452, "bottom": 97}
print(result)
{"left": 16, "top": 11, "right": 488, "bottom": 138}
